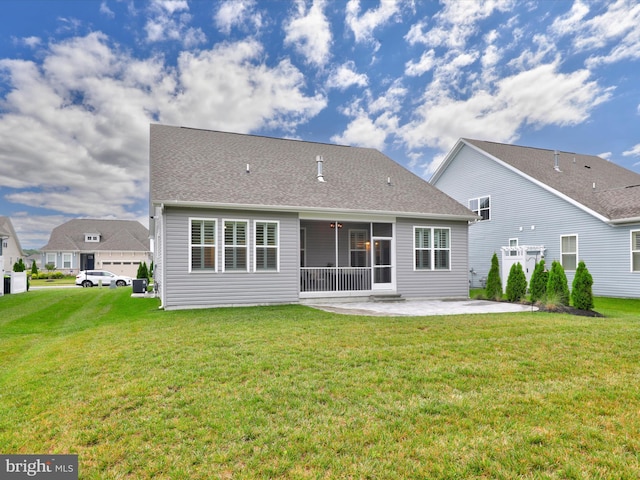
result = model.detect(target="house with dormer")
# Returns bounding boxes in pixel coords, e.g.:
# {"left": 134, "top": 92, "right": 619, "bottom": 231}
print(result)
{"left": 149, "top": 124, "right": 478, "bottom": 310}
{"left": 431, "top": 139, "right": 640, "bottom": 298}
{"left": 0, "top": 216, "right": 25, "bottom": 295}
{"left": 41, "top": 219, "right": 151, "bottom": 278}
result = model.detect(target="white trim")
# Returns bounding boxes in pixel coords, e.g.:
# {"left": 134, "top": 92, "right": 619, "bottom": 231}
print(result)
{"left": 62, "top": 252, "right": 73, "bottom": 269}
{"left": 631, "top": 230, "right": 640, "bottom": 273}
{"left": 413, "top": 226, "right": 452, "bottom": 271}
{"left": 469, "top": 195, "right": 491, "bottom": 221}
{"left": 222, "top": 219, "right": 249, "bottom": 273}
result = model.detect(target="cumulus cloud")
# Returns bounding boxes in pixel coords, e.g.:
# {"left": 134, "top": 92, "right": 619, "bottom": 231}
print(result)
{"left": 330, "top": 111, "right": 396, "bottom": 150}
{"left": 214, "top": 0, "right": 261, "bottom": 35}
{"left": 145, "top": 0, "right": 206, "bottom": 47}
{"left": 326, "top": 61, "right": 367, "bottom": 90}
{"left": 400, "top": 62, "right": 612, "bottom": 153}
{"left": 283, "top": 0, "right": 332, "bottom": 67}
{"left": 346, "top": 0, "right": 402, "bottom": 47}
{"left": 0, "top": 32, "right": 326, "bottom": 221}
{"left": 623, "top": 144, "right": 640, "bottom": 157}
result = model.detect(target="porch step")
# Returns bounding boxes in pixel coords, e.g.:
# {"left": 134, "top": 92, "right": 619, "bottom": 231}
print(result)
{"left": 369, "top": 294, "right": 405, "bottom": 303}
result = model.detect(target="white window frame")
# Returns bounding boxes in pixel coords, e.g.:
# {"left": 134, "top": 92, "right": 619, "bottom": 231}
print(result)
{"left": 254, "top": 220, "right": 279, "bottom": 272}
{"left": 222, "top": 219, "right": 249, "bottom": 272}
{"left": 560, "top": 234, "right": 578, "bottom": 271}
{"left": 85, "top": 234, "right": 100, "bottom": 242}
{"left": 62, "top": 253, "right": 72, "bottom": 269}
{"left": 46, "top": 253, "right": 57, "bottom": 268}
{"left": 189, "top": 218, "right": 217, "bottom": 273}
{"left": 414, "top": 226, "right": 451, "bottom": 271}
{"left": 509, "top": 238, "right": 519, "bottom": 256}
{"left": 469, "top": 195, "right": 490, "bottom": 221}
{"left": 349, "top": 229, "right": 370, "bottom": 267}
{"left": 631, "top": 230, "right": 640, "bottom": 273}
{"left": 300, "top": 227, "right": 307, "bottom": 268}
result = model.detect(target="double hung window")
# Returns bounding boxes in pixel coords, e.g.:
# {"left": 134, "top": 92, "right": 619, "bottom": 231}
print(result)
{"left": 561, "top": 235, "right": 578, "bottom": 271}
{"left": 255, "top": 221, "right": 279, "bottom": 271}
{"left": 224, "top": 221, "right": 248, "bottom": 271}
{"left": 414, "top": 227, "right": 451, "bottom": 270}
{"left": 632, "top": 231, "right": 640, "bottom": 272}
{"left": 190, "top": 219, "right": 216, "bottom": 271}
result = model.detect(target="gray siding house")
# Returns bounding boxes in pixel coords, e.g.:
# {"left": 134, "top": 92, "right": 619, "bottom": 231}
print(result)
{"left": 41, "top": 219, "right": 151, "bottom": 278}
{"left": 150, "top": 124, "right": 477, "bottom": 310}
{"left": 431, "top": 139, "right": 640, "bottom": 298}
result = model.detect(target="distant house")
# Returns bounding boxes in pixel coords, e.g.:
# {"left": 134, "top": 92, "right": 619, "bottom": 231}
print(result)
{"left": 149, "top": 124, "right": 477, "bottom": 310}
{"left": 0, "top": 216, "right": 25, "bottom": 296}
{"left": 431, "top": 139, "right": 640, "bottom": 298}
{"left": 41, "top": 219, "right": 151, "bottom": 278}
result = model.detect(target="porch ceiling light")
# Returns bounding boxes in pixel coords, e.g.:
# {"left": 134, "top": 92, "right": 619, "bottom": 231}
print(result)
{"left": 330, "top": 222, "right": 343, "bottom": 229}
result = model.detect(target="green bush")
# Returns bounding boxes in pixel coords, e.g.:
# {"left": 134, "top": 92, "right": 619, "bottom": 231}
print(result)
{"left": 31, "top": 260, "right": 38, "bottom": 276}
{"left": 546, "top": 261, "right": 569, "bottom": 306}
{"left": 571, "top": 261, "right": 594, "bottom": 310}
{"left": 506, "top": 262, "right": 527, "bottom": 302}
{"left": 485, "top": 253, "right": 503, "bottom": 301}
{"left": 13, "top": 259, "right": 26, "bottom": 272}
{"left": 529, "top": 260, "right": 548, "bottom": 303}
{"left": 137, "top": 261, "right": 149, "bottom": 280}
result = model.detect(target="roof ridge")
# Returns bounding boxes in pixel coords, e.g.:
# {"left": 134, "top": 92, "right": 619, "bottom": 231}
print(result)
{"left": 464, "top": 138, "right": 600, "bottom": 157}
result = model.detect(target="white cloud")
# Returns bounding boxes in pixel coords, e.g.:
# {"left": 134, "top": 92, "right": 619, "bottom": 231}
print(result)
{"left": 326, "top": 61, "right": 367, "bottom": 90}
{"left": 100, "top": 1, "right": 115, "bottom": 18}
{"left": 404, "top": 49, "right": 435, "bottom": 77}
{"left": 283, "top": 0, "right": 332, "bottom": 67}
{"left": 623, "top": 144, "right": 640, "bottom": 157}
{"left": 401, "top": 61, "right": 612, "bottom": 153}
{"left": 214, "top": 0, "right": 261, "bottom": 35}
{"left": 145, "top": 0, "right": 206, "bottom": 47}
{"left": 0, "top": 33, "right": 327, "bottom": 220}
{"left": 346, "top": 0, "right": 402, "bottom": 46}
{"left": 330, "top": 111, "right": 396, "bottom": 150}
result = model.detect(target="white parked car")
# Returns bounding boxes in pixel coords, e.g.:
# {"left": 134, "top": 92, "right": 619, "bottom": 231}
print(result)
{"left": 76, "top": 270, "right": 133, "bottom": 288}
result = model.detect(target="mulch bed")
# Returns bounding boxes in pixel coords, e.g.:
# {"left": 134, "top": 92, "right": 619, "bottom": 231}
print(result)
{"left": 534, "top": 303, "right": 604, "bottom": 317}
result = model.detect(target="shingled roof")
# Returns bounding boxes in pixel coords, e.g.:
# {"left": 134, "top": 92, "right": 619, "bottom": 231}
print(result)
{"left": 149, "top": 124, "right": 475, "bottom": 220}
{"left": 41, "top": 219, "right": 150, "bottom": 252}
{"left": 461, "top": 139, "right": 640, "bottom": 223}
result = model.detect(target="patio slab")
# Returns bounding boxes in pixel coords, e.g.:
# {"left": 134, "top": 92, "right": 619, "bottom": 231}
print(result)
{"left": 310, "top": 299, "right": 537, "bottom": 316}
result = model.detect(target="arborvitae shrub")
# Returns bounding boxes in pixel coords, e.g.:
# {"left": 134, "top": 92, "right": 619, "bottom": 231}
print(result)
{"left": 485, "top": 253, "right": 503, "bottom": 301}
{"left": 547, "top": 260, "right": 569, "bottom": 306}
{"left": 506, "top": 262, "right": 527, "bottom": 302}
{"left": 137, "top": 261, "right": 149, "bottom": 280}
{"left": 529, "top": 260, "right": 548, "bottom": 303}
{"left": 31, "top": 260, "right": 38, "bottom": 276}
{"left": 13, "top": 258, "right": 25, "bottom": 272}
{"left": 571, "top": 261, "right": 594, "bottom": 310}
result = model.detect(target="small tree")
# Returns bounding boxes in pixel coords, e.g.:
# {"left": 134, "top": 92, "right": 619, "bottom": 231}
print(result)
{"left": 485, "top": 253, "right": 503, "bottom": 301}
{"left": 506, "top": 262, "right": 527, "bottom": 302}
{"left": 546, "top": 260, "right": 569, "bottom": 306}
{"left": 136, "top": 261, "right": 149, "bottom": 280}
{"left": 571, "top": 261, "right": 594, "bottom": 310}
{"left": 13, "top": 258, "right": 26, "bottom": 272}
{"left": 529, "top": 260, "right": 548, "bottom": 303}
{"left": 31, "top": 260, "right": 38, "bottom": 276}
{"left": 45, "top": 263, "right": 56, "bottom": 280}
{"left": 149, "top": 261, "right": 154, "bottom": 279}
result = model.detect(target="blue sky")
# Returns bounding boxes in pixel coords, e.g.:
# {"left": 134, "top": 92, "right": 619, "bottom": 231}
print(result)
{"left": 1, "top": 0, "right": 639, "bottom": 249}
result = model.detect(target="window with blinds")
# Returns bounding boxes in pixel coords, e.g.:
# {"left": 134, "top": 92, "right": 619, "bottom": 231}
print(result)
{"left": 414, "top": 227, "right": 450, "bottom": 270}
{"left": 632, "top": 231, "right": 640, "bottom": 272}
{"left": 561, "top": 234, "right": 577, "bottom": 271}
{"left": 190, "top": 219, "right": 216, "bottom": 271}
{"left": 224, "top": 220, "right": 248, "bottom": 271}
{"left": 255, "top": 221, "right": 279, "bottom": 271}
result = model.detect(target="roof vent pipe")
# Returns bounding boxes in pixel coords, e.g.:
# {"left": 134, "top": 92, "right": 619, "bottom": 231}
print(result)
{"left": 316, "top": 155, "right": 325, "bottom": 182}
{"left": 554, "top": 150, "right": 561, "bottom": 172}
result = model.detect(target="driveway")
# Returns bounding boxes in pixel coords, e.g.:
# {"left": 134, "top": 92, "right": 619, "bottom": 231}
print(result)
{"left": 310, "top": 299, "right": 537, "bottom": 316}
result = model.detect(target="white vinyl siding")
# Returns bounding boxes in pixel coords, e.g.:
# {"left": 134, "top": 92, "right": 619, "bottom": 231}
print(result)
{"left": 254, "top": 221, "right": 279, "bottom": 272}
{"left": 632, "top": 231, "right": 640, "bottom": 272}
{"left": 190, "top": 218, "right": 216, "bottom": 272}
{"left": 561, "top": 234, "right": 578, "bottom": 271}
{"left": 469, "top": 196, "right": 490, "bottom": 221}
{"left": 223, "top": 220, "right": 248, "bottom": 272}
{"left": 414, "top": 227, "right": 451, "bottom": 271}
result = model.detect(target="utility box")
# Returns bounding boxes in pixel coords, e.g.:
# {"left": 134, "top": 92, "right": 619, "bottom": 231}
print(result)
{"left": 132, "top": 279, "right": 147, "bottom": 294}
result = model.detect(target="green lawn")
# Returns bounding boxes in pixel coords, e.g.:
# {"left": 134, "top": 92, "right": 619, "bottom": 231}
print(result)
{"left": 1, "top": 289, "right": 639, "bottom": 479}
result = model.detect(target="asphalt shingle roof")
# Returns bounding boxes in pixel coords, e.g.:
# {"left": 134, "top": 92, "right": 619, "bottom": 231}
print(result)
{"left": 150, "top": 124, "right": 474, "bottom": 219}
{"left": 41, "top": 219, "right": 150, "bottom": 252}
{"left": 463, "top": 139, "right": 640, "bottom": 222}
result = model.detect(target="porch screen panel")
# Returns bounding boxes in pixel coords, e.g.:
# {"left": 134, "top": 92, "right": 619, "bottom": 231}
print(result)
{"left": 414, "top": 227, "right": 431, "bottom": 269}
{"left": 350, "top": 230, "right": 369, "bottom": 267}
{"left": 224, "top": 221, "right": 247, "bottom": 271}
{"left": 255, "top": 221, "right": 278, "bottom": 271}
{"left": 191, "top": 219, "right": 216, "bottom": 271}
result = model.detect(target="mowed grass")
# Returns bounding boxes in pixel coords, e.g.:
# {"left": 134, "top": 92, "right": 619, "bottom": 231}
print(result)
{"left": 1, "top": 289, "right": 639, "bottom": 479}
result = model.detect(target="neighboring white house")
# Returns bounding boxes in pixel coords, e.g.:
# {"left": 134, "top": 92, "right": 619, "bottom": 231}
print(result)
{"left": 41, "top": 219, "right": 151, "bottom": 278}
{"left": 431, "top": 138, "right": 640, "bottom": 298}
{"left": 149, "top": 124, "right": 478, "bottom": 310}
{"left": 0, "top": 216, "right": 26, "bottom": 296}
